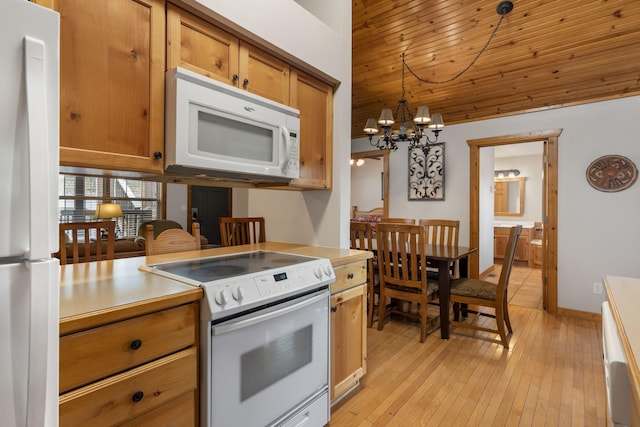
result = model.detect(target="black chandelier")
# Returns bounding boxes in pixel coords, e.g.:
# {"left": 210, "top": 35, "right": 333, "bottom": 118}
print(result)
{"left": 363, "top": 1, "right": 514, "bottom": 151}
{"left": 363, "top": 53, "right": 444, "bottom": 151}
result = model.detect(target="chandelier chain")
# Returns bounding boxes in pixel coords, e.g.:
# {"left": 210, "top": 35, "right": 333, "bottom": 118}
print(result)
{"left": 404, "top": 14, "right": 506, "bottom": 85}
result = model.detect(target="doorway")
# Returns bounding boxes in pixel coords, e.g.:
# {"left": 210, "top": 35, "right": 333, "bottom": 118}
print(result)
{"left": 468, "top": 129, "right": 561, "bottom": 314}
{"left": 350, "top": 150, "right": 390, "bottom": 218}
{"left": 189, "top": 186, "right": 231, "bottom": 246}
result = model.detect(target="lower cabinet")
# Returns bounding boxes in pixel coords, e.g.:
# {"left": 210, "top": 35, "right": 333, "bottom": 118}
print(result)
{"left": 494, "top": 227, "right": 531, "bottom": 262}
{"left": 59, "top": 302, "right": 199, "bottom": 426}
{"left": 330, "top": 261, "right": 367, "bottom": 403}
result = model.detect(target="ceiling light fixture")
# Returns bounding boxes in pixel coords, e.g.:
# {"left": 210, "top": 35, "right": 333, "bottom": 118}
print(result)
{"left": 363, "top": 53, "right": 444, "bottom": 151}
{"left": 363, "top": 1, "right": 514, "bottom": 151}
{"left": 495, "top": 169, "right": 520, "bottom": 178}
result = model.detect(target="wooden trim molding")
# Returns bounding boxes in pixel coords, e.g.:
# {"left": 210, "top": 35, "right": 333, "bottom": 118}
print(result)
{"left": 556, "top": 307, "right": 602, "bottom": 322}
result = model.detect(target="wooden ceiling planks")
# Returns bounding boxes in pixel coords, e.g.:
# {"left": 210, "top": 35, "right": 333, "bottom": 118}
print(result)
{"left": 351, "top": 0, "right": 640, "bottom": 137}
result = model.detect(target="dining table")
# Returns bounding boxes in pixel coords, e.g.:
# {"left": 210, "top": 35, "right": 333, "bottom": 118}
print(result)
{"left": 424, "top": 245, "right": 478, "bottom": 339}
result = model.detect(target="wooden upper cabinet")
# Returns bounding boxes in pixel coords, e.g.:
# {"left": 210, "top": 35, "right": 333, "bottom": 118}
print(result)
{"left": 239, "top": 42, "right": 290, "bottom": 105}
{"left": 166, "top": 4, "right": 239, "bottom": 84}
{"left": 289, "top": 69, "right": 333, "bottom": 189}
{"left": 39, "top": 0, "right": 166, "bottom": 174}
{"left": 166, "top": 6, "right": 289, "bottom": 105}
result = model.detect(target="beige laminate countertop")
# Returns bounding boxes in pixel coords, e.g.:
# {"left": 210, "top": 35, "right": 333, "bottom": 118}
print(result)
{"left": 604, "top": 275, "right": 640, "bottom": 425}
{"left": 60, "top": 242, "right": 371, "bottom": 335}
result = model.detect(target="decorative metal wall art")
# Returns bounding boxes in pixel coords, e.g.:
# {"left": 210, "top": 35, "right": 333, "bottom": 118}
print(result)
{"left": 586, "top": 155, "right": 637, "bottom": 192}
{"left": 408, "top": 143, "right": 445, "bottom": 200}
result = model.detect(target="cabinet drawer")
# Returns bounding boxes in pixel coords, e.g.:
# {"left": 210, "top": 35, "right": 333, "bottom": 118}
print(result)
{"left": 60, "top": 303, "right": 197, "bottom": 393}
{"left": 59, "top": 347, "right": 197, "bottom": 427}
{"left": 331, "top": 261, "right": 367, "bottom": 294}
{"left": 117, "top": 390, "right": 196, "bottom": 427}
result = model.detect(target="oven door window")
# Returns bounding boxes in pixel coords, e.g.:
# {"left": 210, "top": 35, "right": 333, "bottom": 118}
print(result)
{"left": 209, "top": 292, "right": 329, "bottom": 427}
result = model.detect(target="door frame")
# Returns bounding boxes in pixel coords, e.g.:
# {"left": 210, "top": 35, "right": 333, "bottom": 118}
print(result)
{"left": 468, "top": 129, "right": 561, "bottom": 314}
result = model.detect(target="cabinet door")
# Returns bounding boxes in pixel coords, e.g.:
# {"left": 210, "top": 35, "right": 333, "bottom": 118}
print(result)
{"left": 239, "top": 42, "right": 290, "bottom": 104}
{"left": 532, "top": 244, "right": 543, "bottom": 266}
{"left": 331, "top": 283, "right": 367, "bottom": 401}
{"left": 515, "top": 234, "right": 530, "bottom": 261}
{"left": 289, "top": 69, "right": 333, "bottom": 189}
{"left": 494, "top": 230, "right": 508, "bottom": 259}
{"left": 52, "top": 0, "right": 165, "bottom": 174}
{"left": 166, "top": 4, "right": 239, "bottom": 85}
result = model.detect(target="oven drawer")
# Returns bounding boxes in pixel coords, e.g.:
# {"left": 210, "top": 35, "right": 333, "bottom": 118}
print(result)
{"left": 331, "top": 261, "right": 367, "bottom": 294}
{"left": 60, "top": 303, "right": 197, "bottom": 393}
{"left": 59, "top": 347, "right": 197, "bottom": 427}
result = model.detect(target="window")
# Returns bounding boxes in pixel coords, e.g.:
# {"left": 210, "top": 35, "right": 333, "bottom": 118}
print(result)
{"left": 58, "top": 174, "right": 163, "bottom": 238}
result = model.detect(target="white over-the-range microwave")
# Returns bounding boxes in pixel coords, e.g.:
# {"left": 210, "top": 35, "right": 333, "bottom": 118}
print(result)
{"left": 165, "top": 67, "right": 300, "bottom": 182}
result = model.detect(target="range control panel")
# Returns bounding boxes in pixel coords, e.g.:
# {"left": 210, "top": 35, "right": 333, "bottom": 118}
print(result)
{"left": 202, "top": 258, "right": 335, "bottom": 321}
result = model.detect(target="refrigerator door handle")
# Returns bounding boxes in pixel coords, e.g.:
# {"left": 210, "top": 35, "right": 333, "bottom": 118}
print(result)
{"left": 25, "top": 260, "right": 57, "bottom": 427}
{"left": 24, "top": 36, "right": 52, "bottom": 261}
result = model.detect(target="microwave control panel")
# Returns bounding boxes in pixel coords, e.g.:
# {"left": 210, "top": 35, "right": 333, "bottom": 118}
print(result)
{"left": 288, "top": 132, "right": 299, "bottom": 172}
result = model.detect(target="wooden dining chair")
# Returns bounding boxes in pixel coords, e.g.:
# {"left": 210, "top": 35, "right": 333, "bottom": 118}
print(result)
{"left": 350, "top": 221, "right": 378, "bottom": 327}
{"left": 448, "top": 225, "right": 522, "bottom": 348}
{"left": 376, "top": 222, "right": 439, "bottom": 343}
{"left": 380, "top": 217, "right": 415, "bottom": 224}
{"left": 419, "top": 219, "right": 459, "bottom": 246}
{"left": 419, "top": 219, "right": 460, "bottom": 278}
{"left": 58, "top": 221, "right": 116, "bottom": 265}
{"left": 218, "top": 217, "right": 266, "bottom": 247}
{"left": 145, "top": 223, "right": 201, "bottom": 255}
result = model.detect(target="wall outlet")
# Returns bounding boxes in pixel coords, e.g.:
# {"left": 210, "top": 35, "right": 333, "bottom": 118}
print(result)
{"left": 593, "top": 282, "right": 603, "bottom": 294}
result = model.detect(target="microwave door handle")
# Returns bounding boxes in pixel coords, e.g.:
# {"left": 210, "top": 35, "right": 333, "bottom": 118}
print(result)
{"left": 279, "top": 126, "right": 291, "bottom": 170}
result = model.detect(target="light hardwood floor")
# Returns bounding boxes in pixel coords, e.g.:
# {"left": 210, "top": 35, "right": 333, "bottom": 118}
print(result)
{"left": 330, "top": 264, "right": 606, "bottom": 426}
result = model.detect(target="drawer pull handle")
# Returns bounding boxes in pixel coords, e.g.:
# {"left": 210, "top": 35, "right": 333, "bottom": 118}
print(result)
{"left": 131, "top": 391, "right": 144, "bottom": 403}
{"left": 347, "top": 273, "right": 354, "bottom": 279}
{"left": 130, "top": 339, "right": 143, "bottom": 350}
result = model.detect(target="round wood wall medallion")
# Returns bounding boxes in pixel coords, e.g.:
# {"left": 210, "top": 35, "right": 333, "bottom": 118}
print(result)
{"left": 586, "top": 155, "right": 638, "bottom": 192}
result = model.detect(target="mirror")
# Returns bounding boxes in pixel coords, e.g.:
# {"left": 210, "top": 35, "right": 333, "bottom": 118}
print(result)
{"left": 494, "top": 177, "right": 525, "bottom": 216}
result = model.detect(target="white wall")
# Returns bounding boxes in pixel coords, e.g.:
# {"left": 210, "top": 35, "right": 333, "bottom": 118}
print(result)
{"left": 166, "top": 183, "right": 188, "bottom": 229}
{"left": 353, "top": 95, "right": 640, "bottom": 313}
{"left": 184, "top": 0, "right": 352, "bottom": 248}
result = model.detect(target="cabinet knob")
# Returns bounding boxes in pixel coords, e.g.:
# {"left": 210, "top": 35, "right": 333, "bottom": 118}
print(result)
{"left": 347, "top": 273, "right": 354, "bottom": 279}
{"left": 153, "top": 151, "right": 162, "bottom": 160}
{"left": 232, "top": 74, "right": 239, "bottom": 82}
{"left": 131, "top": 391, "right": 144, "bottom": 403}
{"left": 331, "top": 306, "right": 337, "bottom": 312}
{"left": 130, "top": 339, "right": 143, "bottom": 350}
{"left": 243, "top": 78, "right": 249, "bottom": 86}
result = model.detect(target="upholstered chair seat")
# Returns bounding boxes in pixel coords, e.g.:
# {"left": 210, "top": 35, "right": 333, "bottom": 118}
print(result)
{"left": 385, "top": 279, "right": 438, "bottom": 296}
{"left": 450, "top": 278, "right": 498, "bottom": 300}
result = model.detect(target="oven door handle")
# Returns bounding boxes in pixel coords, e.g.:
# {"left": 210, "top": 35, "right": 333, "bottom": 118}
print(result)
{"left": 212, "top": 292, "right": 328, "bottom": 336}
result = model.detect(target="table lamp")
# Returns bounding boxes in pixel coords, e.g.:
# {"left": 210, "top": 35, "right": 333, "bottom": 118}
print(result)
{"left": 94, "top": 203, "right": 123, "bottom": 238}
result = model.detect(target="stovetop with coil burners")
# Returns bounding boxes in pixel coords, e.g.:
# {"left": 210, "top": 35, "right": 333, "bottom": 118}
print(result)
{"left": 141, "top": 250, "right": 335, "bottom": 320}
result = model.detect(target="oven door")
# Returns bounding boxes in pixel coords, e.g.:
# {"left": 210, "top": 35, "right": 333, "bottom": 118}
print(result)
{"left": 206, "top": 289, "right": 329, "bottom": 427}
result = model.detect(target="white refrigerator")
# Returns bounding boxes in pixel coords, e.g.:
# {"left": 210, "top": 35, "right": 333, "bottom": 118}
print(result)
{"left": 0, "top": 1, "right": 60, "bottom": 426}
